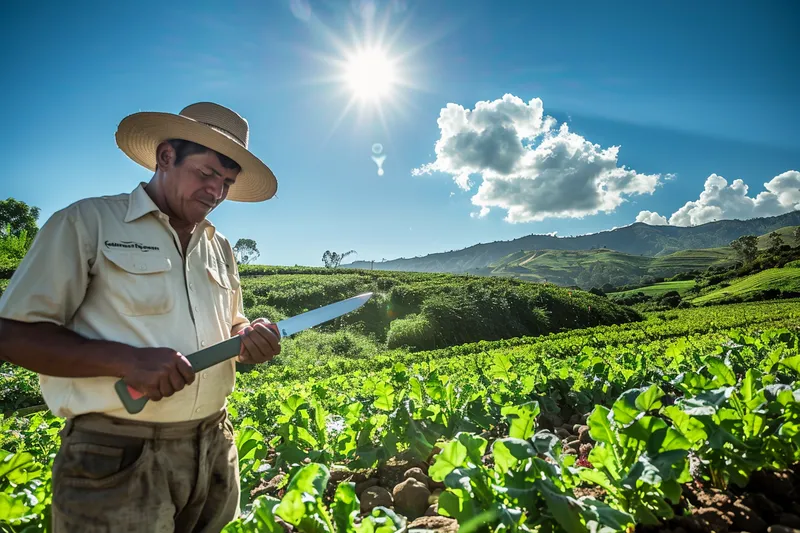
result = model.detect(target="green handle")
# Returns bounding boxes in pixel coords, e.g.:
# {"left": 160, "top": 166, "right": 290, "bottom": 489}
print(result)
{"left": 115, "top": 336, "right": 243, "bottom": 414}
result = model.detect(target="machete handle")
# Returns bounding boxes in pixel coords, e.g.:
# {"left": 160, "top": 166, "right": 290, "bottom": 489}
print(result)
{"left": 114, "top": 336, "right": 244, "bottom": 415}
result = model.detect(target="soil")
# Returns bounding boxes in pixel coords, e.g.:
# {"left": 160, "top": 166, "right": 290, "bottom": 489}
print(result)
{"left": 251, "top": 418, "right": 800, "bottom": 532}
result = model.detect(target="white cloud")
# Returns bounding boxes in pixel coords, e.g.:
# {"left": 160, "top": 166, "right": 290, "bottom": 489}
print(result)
{"left": 635, "top": 170, "right": 800, "bottom": 227}
{"left": 636, "top": 210, "right": 669, "bottom": 225}
{"left": 412, "top": 93, "right": 663, "bottom": 222}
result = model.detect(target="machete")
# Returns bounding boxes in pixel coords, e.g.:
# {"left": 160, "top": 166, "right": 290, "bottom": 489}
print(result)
{"left": 115, "top": 292, "right": 373, "bottom": 414}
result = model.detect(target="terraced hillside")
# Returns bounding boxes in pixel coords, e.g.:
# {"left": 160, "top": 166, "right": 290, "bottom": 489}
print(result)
{"left": 487, "top": 246, "right": 737, "bottom": 288}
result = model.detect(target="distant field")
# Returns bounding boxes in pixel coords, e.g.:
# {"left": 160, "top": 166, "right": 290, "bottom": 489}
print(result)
{"left": 610, "top": 279, "right": 696, "bottom": 298}
{"left": 691, "top": 265, "right": 800, "bottom": 304}
{"left": 757, "top": 225, "right": 799, "bottom": 248}
{"left": 490, "top": 246, "right": 736, "bottom": 288}
{"left": 648, "top": 247, "right": 736, "bottom": 271}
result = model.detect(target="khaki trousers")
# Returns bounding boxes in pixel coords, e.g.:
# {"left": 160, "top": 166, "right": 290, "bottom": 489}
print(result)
{"left": 51, "top": 409, "right": 240, "bottom": 533}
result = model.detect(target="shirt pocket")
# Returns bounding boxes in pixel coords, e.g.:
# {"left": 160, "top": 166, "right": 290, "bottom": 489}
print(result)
{"left": 206, "top": 263, "right": 236, "bottom": 327}
{"left": 101, "top": 249, "right": 175, "bottom": 316}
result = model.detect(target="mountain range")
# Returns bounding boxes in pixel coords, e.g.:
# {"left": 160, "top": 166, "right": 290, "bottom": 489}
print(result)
{"left": 344, "top": 211, "right": 800, "bottom": 286}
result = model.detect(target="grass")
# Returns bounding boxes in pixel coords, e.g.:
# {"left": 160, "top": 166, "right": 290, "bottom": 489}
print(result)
{"left": 489, "top": 247, "right": 736, "bottom": 288}
{"left": 691, "top": 264, "right": 800, "bottom": 304}
{"left": 757, "top": 225, "right": 799, "bottom": 248}
{"left": 609, "top": 279, "right": 696, "bottom": 298}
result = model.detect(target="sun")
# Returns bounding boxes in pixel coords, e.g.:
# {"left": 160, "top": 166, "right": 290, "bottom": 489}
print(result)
{"left": 344, "top": 47, "right": 398, "bottom": 102}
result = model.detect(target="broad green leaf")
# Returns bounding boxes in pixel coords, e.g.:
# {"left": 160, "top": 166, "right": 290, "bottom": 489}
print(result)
{"left": 501, "top": 401, "right": 539, "bottom": 440}
{"left": 222, "top": 495, "right": 283, "bottom": 533}
{"left": 437, "top": 489, "right": 477, "bottom": 523}
{"left": 780, "top": 355, "right": 800, "bottom": 375}
{"left": 533, "top": 477, "right": 585, "bottom": 532}
{"left": 279, "top": 394, "right": 306, "bottom": 418}
{"left": 457, "top": 432, "right": 488, "bottom": 465}
{"left": 635, "top": 385, "right": 665, "bottom": 412}
{"left": 581, "top": 498, "right": 635, "bottom": 532}
{"left": 706, "top": 358, "right": 736, "bottom": 386}
{"left": 663, "top": 406, "right": 707, "bottom": 444}
{"left": 373, "top": 382, "right": 395, "bottom": 411}
{"left": 332, "top": 482, "right": 359, "bottom": 533}
{"left": 429, "top": 440, "right": 468, "bottom": 482}
{"left": 588, "top": 406, "right": 615, "bottom": 445}
{"left": 493, "top": 438, "right": 535, "bottom": 474}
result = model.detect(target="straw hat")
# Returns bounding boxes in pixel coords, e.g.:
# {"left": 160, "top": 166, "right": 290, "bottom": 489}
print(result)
{"left": 115, "top": 102, "right": 277, "bottom": 202}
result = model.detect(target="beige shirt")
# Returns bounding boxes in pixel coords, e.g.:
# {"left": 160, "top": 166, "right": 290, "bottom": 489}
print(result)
{"left": 0, "top": 183, "right": 250, "bottom": 422}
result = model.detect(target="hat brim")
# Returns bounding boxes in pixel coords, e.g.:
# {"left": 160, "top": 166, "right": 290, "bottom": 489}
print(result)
{"left": 115, "top": 112, "right": 277, "bottom": 202}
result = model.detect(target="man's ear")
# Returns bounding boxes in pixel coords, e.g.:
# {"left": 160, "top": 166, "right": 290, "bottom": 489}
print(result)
{"left": 155, "top": 142, "right": 175, "bottom": 171}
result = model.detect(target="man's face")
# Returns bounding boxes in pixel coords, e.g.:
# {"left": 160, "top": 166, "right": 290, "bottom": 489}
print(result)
{"left": 161, "top": 147, "right": 239, "bottom": 224}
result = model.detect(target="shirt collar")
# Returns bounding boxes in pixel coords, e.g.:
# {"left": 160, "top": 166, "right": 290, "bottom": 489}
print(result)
{"left": 124, "top": 182, "right": 216, "bottom": 240}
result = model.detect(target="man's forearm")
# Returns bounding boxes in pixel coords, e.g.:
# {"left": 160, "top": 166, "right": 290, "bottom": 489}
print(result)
{"left": 0, "top": 318, "right": 136, "bottom": 379}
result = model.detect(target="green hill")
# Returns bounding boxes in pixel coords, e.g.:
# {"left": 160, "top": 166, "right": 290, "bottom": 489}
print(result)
{"left": 346, "top": 212, "right": 800, "bottom": 274}
{"left": 0, "top": 265, "right": 642, "bottom": 355}
{"left": 690, "top": 264, "right": 800, "bottom": 305}
{"left": 486, "top": 246, "right": 738, "bottom": 289}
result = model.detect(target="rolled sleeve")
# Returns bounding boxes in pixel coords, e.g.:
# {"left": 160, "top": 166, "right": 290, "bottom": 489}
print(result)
{"left": 0, "top": 205, "right": 94, "bottom": 326}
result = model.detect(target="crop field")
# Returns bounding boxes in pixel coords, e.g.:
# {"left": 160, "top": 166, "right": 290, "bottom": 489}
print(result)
{"left": 690, "top": 264, "right": 800, "bottom": 305}
{"left": 608, "top": 280, "right": 696, "bottom": 299}
{"left": 1, "top": 276, "right": 800, "bottom": 531}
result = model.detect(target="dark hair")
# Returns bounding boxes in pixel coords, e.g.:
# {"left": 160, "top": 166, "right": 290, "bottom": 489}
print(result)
{"left": 166, "top": 139, "right": 241, "bottom": 172}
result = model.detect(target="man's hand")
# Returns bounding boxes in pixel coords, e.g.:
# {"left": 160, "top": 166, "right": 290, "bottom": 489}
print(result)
{"left": 237, "top": 318, "right": 281, "bottom": 364}
{"left": 122, "top": 347, "right": 195, "bottom": 401}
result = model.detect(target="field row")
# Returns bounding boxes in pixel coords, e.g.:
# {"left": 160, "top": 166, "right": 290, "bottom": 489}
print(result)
{"left": 2, "top": 299, "right": 800, "bottom": 531}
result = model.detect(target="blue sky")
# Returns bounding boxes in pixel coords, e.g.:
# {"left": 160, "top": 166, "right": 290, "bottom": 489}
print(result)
{"left": 2, "top": 0, "right": 798, "bottom": 267}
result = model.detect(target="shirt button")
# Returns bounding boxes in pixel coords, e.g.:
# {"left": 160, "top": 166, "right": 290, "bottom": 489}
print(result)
{"left": 201, "top": 340, "right": 206, "bottom": 347}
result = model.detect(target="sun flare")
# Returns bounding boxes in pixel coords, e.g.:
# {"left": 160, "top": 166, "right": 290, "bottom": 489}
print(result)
{"left": 344, "top": 47, "right": 397, "bottom": 102}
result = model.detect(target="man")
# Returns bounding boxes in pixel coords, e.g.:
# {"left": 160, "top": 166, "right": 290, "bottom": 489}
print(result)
{"left": 0, "top": 102, "right": 281, "bottom": 532}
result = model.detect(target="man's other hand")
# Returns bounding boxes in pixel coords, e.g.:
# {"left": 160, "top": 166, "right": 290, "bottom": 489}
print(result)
{"left": 237, "top": 318, "right": 281, "bottom": 364}
{"left": 123, "top": 348, "right": 195, "bottom": 401}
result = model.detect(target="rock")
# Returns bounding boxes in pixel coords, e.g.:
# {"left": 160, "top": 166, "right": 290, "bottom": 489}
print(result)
{"left": 550, "top": 415, "right": 563, "bottom": 428}
{"left": 769, "top": 527, "right": 800, "bottom": 533}
{"left": 573, "top": 424, "right": 583, "bottom": 435}
{"left": 729, "top": 500, "right": 768, "bottom": 533}
{"left": 360, "top": 486, "right": 393, "bottom": 514}
{"left": 569, "top": 414, "right": 582, "bottom": 426}
{"left": 578, "top": 425, "right": 592, "bottom": 444}
{"left": 429, "top": 488, "right": 443, "bottom": 505}
{"left": 743, "top": 493, "right": 783, "bottom": 518}
{"left": 378, "top": 457, "right": 427, "bottom": 489}
{"left": 404, "top": 467, "right": 433, "bottom": 488}
{"left": 781, "top": 514, "right": 800, "bottom": 529}
{"left": 555, "top": 428, "right": 571, "bottom": 440}
{"left": 393, "top": 478, "right": 431, "bottom": 520}
{"left": 355, "top": 478, "right": 379, "bottom": 496}
{"left": 536, "top": 416, "right": 554, "bottom": 432}
{"left": 425, "top": 504, "right": 438, "bottom": 516}
{"left": 407, "top": 516, "right": 458, "bottom": 532}
{"left": 694, "top": 508, "right": 733, "bottom": 533}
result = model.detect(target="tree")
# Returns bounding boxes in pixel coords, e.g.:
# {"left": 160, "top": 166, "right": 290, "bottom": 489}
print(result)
{"left": 0, "top": 198, "right": 40, "bottom": 240}
{"left": 768, "top": 231, "right": 784, "bottom": 253}
{"left": 730, "top": 235, "right": 758, "bottom": 263}
{"left": 233, "top": 238, "right": 259, "bottom": 265}
{"left": 322, "top": 249, "right": 356, "bottom": 268}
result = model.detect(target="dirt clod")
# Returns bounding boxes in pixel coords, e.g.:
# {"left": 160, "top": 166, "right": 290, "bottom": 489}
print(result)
{"left": 393, "top": 478, "right": 431, "bottom": 520}
{"left": 408, "top": 516, "right": 459, "bottom": 532}
{"left": 360, "top": 486, "right": 393, "bottom": 514}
